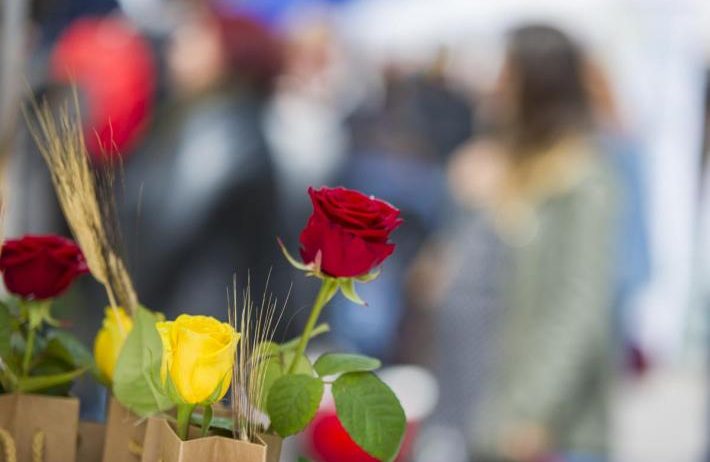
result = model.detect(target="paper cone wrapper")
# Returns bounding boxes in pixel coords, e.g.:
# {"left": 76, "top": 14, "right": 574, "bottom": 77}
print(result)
{"left": 258, "top": 432, "right": 282, "bottom": 462}
{"left": 140, "top": 417, "right": 272, "bottom": 462}
{"left": 101, "top": 397, "right": 148, "bottom": 462}
{"left": 0, "top": 393, "right": 79, "bottom": 462}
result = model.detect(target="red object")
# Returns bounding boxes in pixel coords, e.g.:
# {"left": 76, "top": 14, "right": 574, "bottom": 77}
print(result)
{"left": 51, "top": 17, "right": 156, "bottom": 162}
{"left": 214, "top": 13, "right": 283, "bottom": 93}
{"left": 0, "top": 235, "right": 89, "bottom": 300}
{"left": 627, "top": 342, "right": 651, "bottom": 377}
{"left": 299, "top": 187, "right": 402, "bottom": 278}
{"left": 308, "top": 410, "right": 416, "bottom": 462}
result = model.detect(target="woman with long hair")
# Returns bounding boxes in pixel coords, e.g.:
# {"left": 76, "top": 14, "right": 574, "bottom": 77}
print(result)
{"left": 437, "top": 25, "right": 617, "bottom": 462}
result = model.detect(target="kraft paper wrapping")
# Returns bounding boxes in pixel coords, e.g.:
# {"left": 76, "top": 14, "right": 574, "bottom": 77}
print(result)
{"left": 0, "top": 393, "right": 79, "bottom": 462}
{"left": 140, "top": 417, "right": 274, "bottom": 462}
{"left": 101, "top": 398, "right": 147, "bottom": 462}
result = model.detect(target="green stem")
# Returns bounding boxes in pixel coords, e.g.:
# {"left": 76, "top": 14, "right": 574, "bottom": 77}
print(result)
{"left": 201, "top": 405, "right": 213, "bottom": 437}
{"left": 176, "top": 404, "right": 196, "bottom": 441}
{"left": 21, "top": 299, "right": 50, "bottom": 378}
{"left": 21, "top": 328, "right": 36, "bottom": 377}
{"left": 288, "top": 278, "right": 338, "bottom": 374}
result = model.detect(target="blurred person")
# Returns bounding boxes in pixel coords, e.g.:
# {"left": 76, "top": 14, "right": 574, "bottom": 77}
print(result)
{"left": 328, "top": 61, "right": 473, "bottom": 360}
{"left": 261, "top": 15, "right": 352, "bottom": 339}
{"left": 119, "top": 5, "right": 283, "bottom": 317}
{"left": 264, "top": 16, "right": 348, "bottom": 253}
{"left": 429, "top": 25, "right": 618, "bottom": 462}
{"left": 585, "top": 61, "right": 652, "bottom": 376}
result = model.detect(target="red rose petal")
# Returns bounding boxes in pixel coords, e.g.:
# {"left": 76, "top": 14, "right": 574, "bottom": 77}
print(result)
{"left": 0, "top": 235, "right": 89, "bottom": 299}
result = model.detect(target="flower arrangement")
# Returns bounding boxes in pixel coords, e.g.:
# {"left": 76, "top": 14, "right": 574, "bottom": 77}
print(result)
{"left": 0, "top": 235, "right": 92, "bottom": 462}
{"left": 2, "top": 95, "right": 409, "bottom": 462}
{"left": 0, "top": 234, "right": 91, "bottom": 393}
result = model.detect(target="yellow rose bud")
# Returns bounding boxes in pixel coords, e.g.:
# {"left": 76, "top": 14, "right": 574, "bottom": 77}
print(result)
{"left": 94, "top": 307, "right": 133, "bottom": 383}
{"left": 156, "top": 314, "right": 239, "bottom": 405}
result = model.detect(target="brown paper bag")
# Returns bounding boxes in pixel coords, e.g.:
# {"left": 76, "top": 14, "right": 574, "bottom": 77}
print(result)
{"left": 77, "top": 422, "right": 106, "bottom": 462}
{"left": 258, "top": 432, "right": 283, "bottom": 462}
{"left": 140, "top": 417, "right": 269, "bottom": 462}
{"left": 101, "top": 398, "right": 147, "bottom": 462}
{"left": 212, "top": 404, "right": 283, "bottom": 462}
{"left": 0, "top": 392, "right": 80, "bottom": 462}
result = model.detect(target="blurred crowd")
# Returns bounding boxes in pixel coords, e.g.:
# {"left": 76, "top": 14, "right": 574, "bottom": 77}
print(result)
{"left": 0, "top": 0, "right": 708, "bottom": 461}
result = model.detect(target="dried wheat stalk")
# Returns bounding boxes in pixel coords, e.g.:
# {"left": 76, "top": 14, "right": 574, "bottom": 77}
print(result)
{"left": 23, "top": 92, "right": 138, "bottom": 315}
{"left": 229, "top": 272, "right": 288, "bottom": 442}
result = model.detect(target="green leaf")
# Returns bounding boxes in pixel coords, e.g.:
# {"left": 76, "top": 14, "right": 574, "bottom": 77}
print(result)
{"left": 332, "top": 372, "right": 406, "bottom": 462}
{"left": 45, "top": 330, "right": 94, "bottom": 370}
{"left": 191, "top": 414, "right": 233, "bottom": 432}
{"left": 314, "top": 353, "right": 381, "bottom": 377}
{"left": 16, "top": 367, "right": 88, "bottom": 393}
{"left": 339, "top": 279, "right": 366, "bottom": 305}
{"left": 267, "top": 374, "right": 324, "bottom": 437}
{"left": 24, "top": 357, "right": 76, "bottom": 395}
{"left": 0, "top": 302, "right": 11, "bottom": 360}
{"left": 113, "top": 306, "right": 173, "bottom": 417}
{"left": 251, "top": 349, "right": 313, "bottom": 410}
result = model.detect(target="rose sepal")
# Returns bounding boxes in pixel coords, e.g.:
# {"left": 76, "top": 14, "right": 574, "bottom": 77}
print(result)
{"left": 277, "top": 237, "right": 313, "bottom": 272}
{"left": 21, "top": 299, "right": 59, "bottom": 329}
{"left": 277, "top": 238, "right": 323, "bottom": 277}
{"left": 338, "top": 278, "right": 366, "bottom": 306}
{"left": 165, "top": 370, "right": 227, "bottom": 440}
{"left": 355, "top": 269, "right": 381, "bottom": 283}
{"left": 278, "top": 238, "right": 381, "bottom": 306}
{"left": 162, "top": 365, "right": 184, "bottom": 406}
{"left": 199, "top": 372, "right": 231, "bottom": 407}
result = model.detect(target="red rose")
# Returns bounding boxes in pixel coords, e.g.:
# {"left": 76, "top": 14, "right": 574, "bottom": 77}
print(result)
{"left": 0, "top": 235, "right": 89, "bottom": 300}
{"left": 299, "top": 187, "right": 402, "bottom": 278}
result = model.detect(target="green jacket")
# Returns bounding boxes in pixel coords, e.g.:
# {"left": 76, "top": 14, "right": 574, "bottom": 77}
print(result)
{"left": 472, "top": 149, "right": 618, "bottom": 458}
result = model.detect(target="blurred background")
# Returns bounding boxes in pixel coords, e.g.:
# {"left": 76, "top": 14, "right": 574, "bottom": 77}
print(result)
{"left": 0, "top": 0, "right": 708, "bottom": 461}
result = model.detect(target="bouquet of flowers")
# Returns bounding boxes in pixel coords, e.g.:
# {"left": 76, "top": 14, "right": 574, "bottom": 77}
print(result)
{"left": 113, "top": 186, "right": 407, "bottom": 462}
{"left": 7, "top": 95, "right": 408, "bottom": 462}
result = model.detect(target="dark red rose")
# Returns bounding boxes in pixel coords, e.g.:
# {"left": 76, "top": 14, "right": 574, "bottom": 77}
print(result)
{"left": 0, "top": 235, "right": 89, "bottom": 300}
{"left": 299, "top": 187, "right": 402, "bottom": 278}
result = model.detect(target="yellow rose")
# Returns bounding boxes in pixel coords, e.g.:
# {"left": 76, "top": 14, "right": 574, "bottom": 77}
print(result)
{"left": 156, "top": 314, "right": 239, "bottom": 405}
{"left": 94, "top": 307, "right": 133, "bottom": 383}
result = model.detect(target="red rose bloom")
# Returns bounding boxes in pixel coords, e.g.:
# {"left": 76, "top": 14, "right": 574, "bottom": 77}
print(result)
{"left": 299, "top": 187, "right": 402, "bottom": 278}
{"left": 0, "top": 235, "right": 89, "bottom": 300}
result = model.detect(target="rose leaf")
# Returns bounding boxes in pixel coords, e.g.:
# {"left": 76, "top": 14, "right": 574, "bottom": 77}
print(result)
{"left": 332, "top": 372, "right": 406, "bottom": 462}
{"left": 267, "top": 374, "right": 324, "bottom": 437}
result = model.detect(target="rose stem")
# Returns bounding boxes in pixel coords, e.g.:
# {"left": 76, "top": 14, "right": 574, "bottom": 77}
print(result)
{"left": 21, "top": 300, "right": 49, "bottom": 377}
{"left": 21, "top": 328, "right": 36, "bottom": 377}
{"left": 288, "top": 278, "right": 338, "bottom": 374}
{"left": 176, "top": 404, "right": 196, "bottom": 441}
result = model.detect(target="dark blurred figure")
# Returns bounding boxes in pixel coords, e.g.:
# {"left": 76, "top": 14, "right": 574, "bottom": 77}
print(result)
{"left": 329, "top": 60, "right": 473, "bottom": 360}
{"left": 120, "top": 6, "right": 283, "bottom": 317}
{"left": 427, "top": 25, "right": 618, "bottom": 462}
